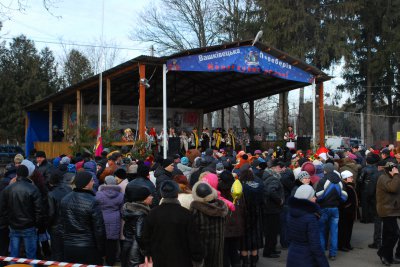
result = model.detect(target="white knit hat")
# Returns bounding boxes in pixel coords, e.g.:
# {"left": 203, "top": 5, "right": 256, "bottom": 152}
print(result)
{"left": 294, "top": 185, "right": 315, "bottom": 200}
{"left": 341, "top": 170, "right": 353, "bottom": 180}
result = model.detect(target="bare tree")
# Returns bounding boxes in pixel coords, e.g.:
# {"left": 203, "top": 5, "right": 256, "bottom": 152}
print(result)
{"left": 0, "top": 0, "right": 60, "bottom": 20}
{"left": 131, "top": 0, "right": 220, "bottom": 55}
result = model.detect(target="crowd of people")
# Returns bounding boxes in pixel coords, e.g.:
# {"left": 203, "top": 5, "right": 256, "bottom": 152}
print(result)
{"left": 0, "top": 140, "right": 400, "bottom": 267}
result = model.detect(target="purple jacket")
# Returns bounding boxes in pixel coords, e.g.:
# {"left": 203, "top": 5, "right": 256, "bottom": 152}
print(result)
{"left": 95, "top": 184, "right": 124, "bottom": 240}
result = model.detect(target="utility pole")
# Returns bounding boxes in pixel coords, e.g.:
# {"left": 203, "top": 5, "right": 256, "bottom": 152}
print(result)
{"left": 150, "top": 45, "right": 155, "bottom": 57}
{"left": 361, "top": 112, "right": 365, "bottom": 145}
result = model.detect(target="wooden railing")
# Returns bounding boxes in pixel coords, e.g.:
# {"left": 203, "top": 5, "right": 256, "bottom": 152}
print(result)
{"left": 34, "top": 142, "right": 73, "bottom": 158}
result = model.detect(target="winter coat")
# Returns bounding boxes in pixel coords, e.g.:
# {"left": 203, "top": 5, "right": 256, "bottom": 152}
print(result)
{"left": 287, "top": 197, "right": 329, "bottom": 267}
{"left": 262, "top": 169, "right": 284, "bottom": 214}
{"left": 191, "top": 199, "right": 228, "bottom": 267}
{"left": 340, "top": 182, "right": 358, "bottom": 221}
{"left": 37, "top": 159, "right": 53, "bottom": 183}
{"left": 376, "top": 173, "right": 400, "bottom": 217}
{"left": 358, "top": 165, "right": 380, "bottom": 198}
{"left": 315, "top": 173, "right": 348, "bottom": 208}
{"left": 121, "top": 202, "right": 150, "bottom": 267}
{"left": 0, "top": 176, "right": 43, "bottom": 230}
{"left": 95, "top": 184, "right": 124, "bottom": 240}
{"left": 177, "top": 163, "right": 192, "bottom": 177}
{"left": 143, "top": 199, "right": 205, "bottom": 267}
{"left": 47, "top": 183, "right": 72, "bottom": 235}
{"left": 154, "top": 168, "right": 173, "bottom": 199}
{"left": 339, "top": 160, "right": 360, "bottom": 182}
{"left": 0, "top": 167, "right": 16, "bottom": 192}
{"left": 280, "top": 169, "right": 295, "bottom": 205}
{"left": 61, "top": 188, "right": 106, "bottom": 254}
{"left": 241, "top": 177, "right": 264, "bottom": 250}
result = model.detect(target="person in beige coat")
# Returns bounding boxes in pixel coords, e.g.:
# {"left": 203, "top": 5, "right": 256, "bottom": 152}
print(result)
{"left": 376, "top": 162, "right": 400, "bottom": 266}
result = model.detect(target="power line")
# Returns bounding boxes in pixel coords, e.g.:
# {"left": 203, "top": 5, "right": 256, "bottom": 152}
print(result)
{"left": 0, "top": 36, "right": 150, "bottom": 52}
{"left": 325, "top": 108, "right": 400, "bottom": 118}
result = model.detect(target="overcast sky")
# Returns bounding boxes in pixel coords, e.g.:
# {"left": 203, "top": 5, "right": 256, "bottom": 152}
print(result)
{"left": 1, "top": 0, "right": 345, "bottom": 110}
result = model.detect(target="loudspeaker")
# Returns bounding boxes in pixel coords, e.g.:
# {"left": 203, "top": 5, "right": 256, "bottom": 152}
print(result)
{"left": 297, "top": 137, "right": 311, "bottom": 151}
{"left": 168, "top": 137, "right": 181, "bottom": 156}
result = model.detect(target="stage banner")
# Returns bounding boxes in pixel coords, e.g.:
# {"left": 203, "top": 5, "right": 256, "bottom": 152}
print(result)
{"left": 167, "top": 46, "right": 314, "bottom": 84}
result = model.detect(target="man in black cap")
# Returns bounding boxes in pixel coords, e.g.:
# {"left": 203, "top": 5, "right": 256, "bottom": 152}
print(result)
{"left": 143, "top": 180, "right": 204, "bottom": 266}
{"left": 61, "top": 171, "right": 106, "bottom": 265}
{"left": 153, "top": 158, "right": 174, "bottom": 200}
{"left": 0, "top": 165, "right": 43, "bottom": 260}
{"left": 36, "top": 150, "right": 53, "bottom": 182}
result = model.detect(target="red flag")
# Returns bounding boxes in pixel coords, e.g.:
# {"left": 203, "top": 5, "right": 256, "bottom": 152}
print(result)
{"left": 95, "top": 130, "right": 103, "bottom": 157}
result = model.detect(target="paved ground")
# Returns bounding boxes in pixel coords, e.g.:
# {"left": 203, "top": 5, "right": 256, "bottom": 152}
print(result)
{"left": 259, "top": 222, "right": 382, "bottom": 266}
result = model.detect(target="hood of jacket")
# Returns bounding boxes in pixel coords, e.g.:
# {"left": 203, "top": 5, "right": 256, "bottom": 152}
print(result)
{"left": 83, "top": 160, "right": 97, "bottom": 174}
{"left": 98, "top": 184, "right": 122, "bottom": 199}
{"left": 288, "top": 196, "right": 320, "bottom": 218}
{"left": 190, "top": 199, "right": 229, "bottom": 217}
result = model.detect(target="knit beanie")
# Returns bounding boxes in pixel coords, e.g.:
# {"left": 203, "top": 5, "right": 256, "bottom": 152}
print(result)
{"left": 21, "top": 159, "right": 35, "bottom": 177}
{"left": 293, "top": 167, "right": 302, "bottom": 180}
{"left": 181, "top": 157, "right": 189, "bottom": 165}
{"left": 341, "top": 170, "right": 353, "bottom": 180}
{"left": 137, "top": 164, "right": 150, "bottom": 178}
{"left": 162, "top": 158, "right": 174, "bottom": 168}
{"left": 160, "top": 180, "right": 179, "bottom": 198}
{"left": 294, "top": 185, "right": 315, "bottom": 200}
{"left": 297, "top": 171, "right": 310, "bottom": 181}
{"left": 74, "top": 171, "right": 93, "bottom": 189}
{"left": 105, "top": 175, "right": 117, "bottom": 185}
{"left": 323, "top": 163, "right": 335, "bottom": 173}
{"left": 192, "top": 181, "right": 218, "bottom": 203}
{"left": 60, "top": 156, "right": 71, "bottom": 165}
{"left": 366, "top": 153, "right": 380, "bottom": 165}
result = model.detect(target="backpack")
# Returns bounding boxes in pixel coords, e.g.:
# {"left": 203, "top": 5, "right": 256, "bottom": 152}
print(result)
{"left": 231, "top": 177, "right": 243, "bottom": 204}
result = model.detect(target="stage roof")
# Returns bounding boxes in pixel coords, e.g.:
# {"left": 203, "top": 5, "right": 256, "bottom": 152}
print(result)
{"left": 26, "top": 40, "right": 330, "bottom": 113}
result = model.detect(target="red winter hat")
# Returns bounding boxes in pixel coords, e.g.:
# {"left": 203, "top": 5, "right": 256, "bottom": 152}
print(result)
{"left": 301, "top": 162, "right": 316, "bottom": 176}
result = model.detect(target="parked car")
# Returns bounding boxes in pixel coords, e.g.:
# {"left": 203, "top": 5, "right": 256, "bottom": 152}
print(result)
{"left": 0, "top": 145, "right": 24, "bottom": 164}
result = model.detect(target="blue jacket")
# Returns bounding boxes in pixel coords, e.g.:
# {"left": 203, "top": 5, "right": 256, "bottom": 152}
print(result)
{"left": 316, "top": 172, "right": 347, "bottom": 208}
{"left": 287, "top": 197, "right": 329, "bottom": 267}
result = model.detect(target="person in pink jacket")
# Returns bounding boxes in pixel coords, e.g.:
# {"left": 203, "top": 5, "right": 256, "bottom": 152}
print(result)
{"left": 201, "top": 172, "right": 235, "bottom": 211}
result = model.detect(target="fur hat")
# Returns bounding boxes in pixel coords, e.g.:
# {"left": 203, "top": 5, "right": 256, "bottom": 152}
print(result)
{"left": 74, "top": 171, "right": 93, "bottom": 189}
{"left": 21, "top": 159, "right": 35, "bottom": 177}
{"left": 294, "top": 185, "right": 315, "bottom": 200}
{"left": 127, "top": 164, "right": 138, "bottom": 174}
{"left": 14, "top": 154, "right": 24, "bottom": 164}
{"left": 125, "top": 183, "right": 151, "bottom": 202}
{"left": 160, "top": 180, "right": 179, "bottom": 198}
{"left": 192, "top": 181, "right": 218, "bottom": 203}
{"left": 35, "top": 151, "right": 46, "bottom": 158}
{"left": 114, "top": 168, "right": 127, "bottom": 179}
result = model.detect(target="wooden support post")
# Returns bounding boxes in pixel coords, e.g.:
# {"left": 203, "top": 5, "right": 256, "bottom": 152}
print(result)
{"left": 76, "top": 90, "right": 81, "bottom": 138}
{"left": 25, "top": 113, "right": 28, "bottom": 143}
{"left": 49, "top": 102, "right": 53, "bottom": 142}
{"left": 139, "top": 64, "right": 146, "bottom": 140}
{"left": 319, "top": 82, "right": 325, "bottom": 148}
{"left": 249, "top": 100, "right": 255, "bottom": 141}
{"left": 106, "top": 78, "right": 111, "bottom": 129}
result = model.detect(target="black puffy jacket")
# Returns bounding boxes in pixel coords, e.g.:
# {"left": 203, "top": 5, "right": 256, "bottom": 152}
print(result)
{"left": 47, "top": 183, "right": 72, "bottom": 234}
{"left": 0, "top": 177, "right": 43, "bottom": 229}
{"left": 121, "top": 202, "right": 150, "bottom": 267}
{"left": 358, "top": 165, "right": 380, "bottom": 197}
{"left": 262, "top": 169, "right": 284, "bottom": 214}
{"left": 60, "top": 188, "right": 106, "bottom": 254}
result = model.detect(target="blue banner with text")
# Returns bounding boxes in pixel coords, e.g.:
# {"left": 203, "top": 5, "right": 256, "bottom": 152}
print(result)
{"left": 167, "top": 46, "right": 314, "bottom": 84}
